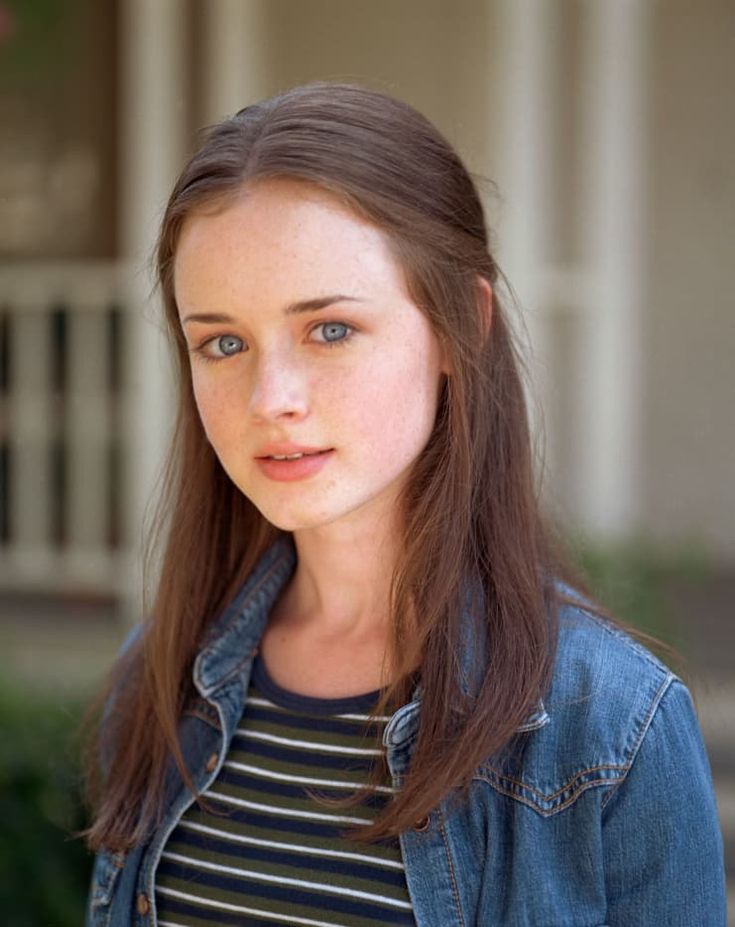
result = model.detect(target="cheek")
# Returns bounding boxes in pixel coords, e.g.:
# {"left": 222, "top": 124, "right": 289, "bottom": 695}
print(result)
{"left": 190, "top": 370, "right": 240, "bottom": 443}
{"left": 347, "top": 347, "right": 441, "bottom": 470}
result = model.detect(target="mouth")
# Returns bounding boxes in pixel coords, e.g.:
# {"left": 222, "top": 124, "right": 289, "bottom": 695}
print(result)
{"left": 255, "top": 441, "right": 334, "bottom": 461}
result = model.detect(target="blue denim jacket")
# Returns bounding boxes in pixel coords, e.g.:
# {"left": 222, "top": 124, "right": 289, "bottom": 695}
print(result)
{"left": 87, "top": 536, "right": 727, "bottom": 926}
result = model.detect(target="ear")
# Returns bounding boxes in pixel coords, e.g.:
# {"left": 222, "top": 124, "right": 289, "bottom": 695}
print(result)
{"left": 438, "top": 276, "right": 493, "bottom": 376}
{"left": 477, "top": 275, "right": 493, "bottom": 341}
{"left": 438, "top": 337, "right": 453, "bottom": 377}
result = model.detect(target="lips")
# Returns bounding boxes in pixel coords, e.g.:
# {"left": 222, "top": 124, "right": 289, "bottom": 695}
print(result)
{"left": 255, "top": 447, "right": 335, "bottom": 482}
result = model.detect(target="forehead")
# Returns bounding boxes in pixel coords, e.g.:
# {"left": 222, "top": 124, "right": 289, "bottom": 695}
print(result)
{"left": 173, "top": 179, "right": 408, "bottom": 309}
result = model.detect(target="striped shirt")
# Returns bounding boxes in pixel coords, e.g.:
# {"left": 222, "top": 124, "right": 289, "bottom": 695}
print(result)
{"left": 155, "top": 656, "right": 416, "bottom": 926}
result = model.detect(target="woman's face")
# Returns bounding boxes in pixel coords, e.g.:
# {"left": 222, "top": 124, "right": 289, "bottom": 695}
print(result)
{"left": 174, "top": 179, "right": 448, "bottom": 534}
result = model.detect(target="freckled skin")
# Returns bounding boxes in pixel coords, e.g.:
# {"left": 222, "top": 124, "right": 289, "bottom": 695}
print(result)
{"left": 174, "top": 179, "right": 447, "bottom": 535}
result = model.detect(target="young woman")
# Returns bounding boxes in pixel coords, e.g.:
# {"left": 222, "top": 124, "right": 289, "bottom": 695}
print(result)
{"left": 85, "top": 83, "right": 726, "bottom": 926}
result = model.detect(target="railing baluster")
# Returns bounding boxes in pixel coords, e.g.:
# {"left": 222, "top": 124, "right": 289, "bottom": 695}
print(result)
{"left": 65, "top": 304, "right": 112, "bottom": 576}
{"left": 8, "top": 305, "right": 55, "bottom": 567}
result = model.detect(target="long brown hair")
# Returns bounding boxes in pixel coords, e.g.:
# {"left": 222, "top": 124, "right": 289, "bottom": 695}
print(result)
{"left": 86, "top": 82, "right": 579, "bottom": 851}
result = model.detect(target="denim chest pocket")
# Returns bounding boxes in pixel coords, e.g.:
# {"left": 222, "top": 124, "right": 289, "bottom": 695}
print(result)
{"left": 474, "top": 759, "right": 628, "bottom": 816}
{"left": 88, "top": 849, "right": 126, "bottom": 922}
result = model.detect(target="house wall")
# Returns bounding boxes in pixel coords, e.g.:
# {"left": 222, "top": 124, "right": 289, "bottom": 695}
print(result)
{"left": 643, "top": 0, "right": 735, "bottom": 561}
{"left": 1, "top": 0, "right": 733, "bottom": 579}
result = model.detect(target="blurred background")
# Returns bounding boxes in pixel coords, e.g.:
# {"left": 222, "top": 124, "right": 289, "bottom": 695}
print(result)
{"left": 0, "top": 0, "right": 732, "bottom": 922}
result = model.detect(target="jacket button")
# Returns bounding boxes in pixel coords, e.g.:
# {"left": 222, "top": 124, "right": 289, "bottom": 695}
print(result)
{"left": 205, "top": 752, "right": 219, "bottom": 774}
{"left": 414, "top": 815, "right": 431, "bottom": 832}
{"left": 136, "top": 893, "right": 150, "bottom": 915}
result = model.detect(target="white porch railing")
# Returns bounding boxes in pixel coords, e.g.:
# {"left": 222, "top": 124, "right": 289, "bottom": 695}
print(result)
{"left": 0, "top": 262, "right": 131, "bottom": 596}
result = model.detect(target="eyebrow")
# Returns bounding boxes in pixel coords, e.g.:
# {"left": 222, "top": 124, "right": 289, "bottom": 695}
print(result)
{"left": 181, "top": 294, "right": 364, "bottom": 325}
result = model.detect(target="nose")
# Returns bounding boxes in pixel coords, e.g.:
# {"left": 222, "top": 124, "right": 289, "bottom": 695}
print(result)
{"left": 247, "top": 349, "right": 309, "bottom": 423}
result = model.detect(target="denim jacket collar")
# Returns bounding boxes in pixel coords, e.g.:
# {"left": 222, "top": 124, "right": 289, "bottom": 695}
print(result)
{"left": 193, "top": 534, "right": 296, "bottom": 697}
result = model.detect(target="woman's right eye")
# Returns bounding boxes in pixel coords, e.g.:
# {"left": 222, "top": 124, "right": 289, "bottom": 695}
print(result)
{"left": 199, "top": 334, "right": 245, "bottom": 360}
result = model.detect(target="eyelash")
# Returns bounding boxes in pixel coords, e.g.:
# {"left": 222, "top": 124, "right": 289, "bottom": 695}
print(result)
{"left": 191, "top": 321, "right": 355, "bottom": 363}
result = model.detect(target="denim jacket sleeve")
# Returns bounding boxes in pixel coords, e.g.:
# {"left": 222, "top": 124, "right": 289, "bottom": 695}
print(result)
{"left": 601, "top": 678, "right": 726, "bottom": 925}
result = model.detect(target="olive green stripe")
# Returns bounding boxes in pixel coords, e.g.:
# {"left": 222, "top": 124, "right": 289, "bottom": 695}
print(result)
{"left": 156, "top": 903, "right": 213, "bottom": 927}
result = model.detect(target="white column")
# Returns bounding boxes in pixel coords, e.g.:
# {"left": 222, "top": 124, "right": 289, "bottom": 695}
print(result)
{"left": 576, "top": 0, "right": 648, "bottom": 539}
{"left": 118, "top": 0, "right": 186, "bottom": 609}
{"left": 494, "top": 0, "right": 557, "bottom": 467}
{"left": 202, "top": 0, "right": 270, "bottom": 124}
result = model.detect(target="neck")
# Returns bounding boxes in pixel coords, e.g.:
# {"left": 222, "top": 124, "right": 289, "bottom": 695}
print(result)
{"left": 275, "top": 505, "right": 402, "bottom": 642}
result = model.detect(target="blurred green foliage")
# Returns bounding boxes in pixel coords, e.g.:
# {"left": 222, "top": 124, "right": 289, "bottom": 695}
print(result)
{"left": 574, "top": 537, "right": 711, "bottom": 652}
{"left": 0, "top": 683, "right": 91, "bottom": 926}
{"left": 0, "top": 0, "right": 80, "bottom": 87}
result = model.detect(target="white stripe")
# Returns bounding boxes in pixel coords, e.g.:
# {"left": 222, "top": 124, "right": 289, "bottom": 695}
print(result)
{"left": 163, "top": 851, "right": 413, "bottom": 910}
{"left": 246, "top": 695, "right": 391, "bottom": 723}
{"left": 247, "top": 695, "right": 277, "bottom": 709}
{"left": 179, "top": 819, "right": 404, "bottom": 870}
{"left": 236, "top": 728, "right": 383, "bottom": 755}
{"left": 225, "top": 759, "right": 395, "bottom": 793}
{"left": 157, "top": 921, "right": 188, "bottom": 927}
{"left": 157, "top": 885, "right": 350, "bottom": 927}
{"left": 336, "top": 712, "right": 392, "bottom": 722}
{"left": 206, "top": 789, "right": 371, "bottom": 825}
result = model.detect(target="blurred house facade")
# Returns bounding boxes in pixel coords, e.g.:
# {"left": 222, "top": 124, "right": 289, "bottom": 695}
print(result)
{"left": 1, "top": 0, "right": 734, "bottom": 607}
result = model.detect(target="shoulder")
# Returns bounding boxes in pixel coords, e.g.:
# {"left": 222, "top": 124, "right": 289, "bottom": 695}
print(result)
{"left": 479, "top": 599, "right": 692, "bottom": 815}
{"left": 549, "top": 599, "right": 675, "bottom": 738}
{"left": 547, "top": 599, "right": 681, "bottom": 772}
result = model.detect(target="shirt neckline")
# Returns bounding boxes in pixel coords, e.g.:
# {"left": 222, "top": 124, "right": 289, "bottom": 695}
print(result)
{"left": 251, "top": 654, "right": 384, "bottom": 717}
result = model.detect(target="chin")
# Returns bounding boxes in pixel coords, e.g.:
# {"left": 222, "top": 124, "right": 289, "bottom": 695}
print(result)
{"left": 253, "top": 502, "right": 340, "bottom": 534}
{"left": 252, "top": 493, "right": 373, "bottom": 534}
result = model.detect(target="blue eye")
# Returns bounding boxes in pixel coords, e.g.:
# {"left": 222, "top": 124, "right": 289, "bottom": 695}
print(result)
{"left": 215, "top": 334, "right": 244, "bottom": 356}
{"left": 314, "top": 322, "right": 351, "bottom": 344}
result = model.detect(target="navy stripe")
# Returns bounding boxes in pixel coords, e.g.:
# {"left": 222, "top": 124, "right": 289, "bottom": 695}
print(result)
{"left": 158, "top": 858, "right": 416, "bottom": 923}
{"left": 169, "top": 827, "right": 405, "bottom": 886}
